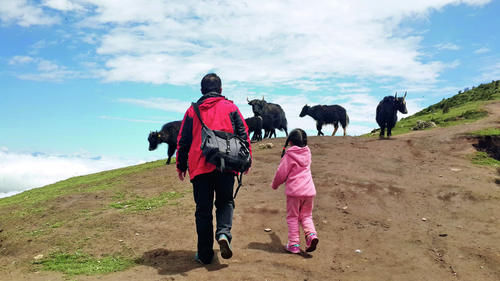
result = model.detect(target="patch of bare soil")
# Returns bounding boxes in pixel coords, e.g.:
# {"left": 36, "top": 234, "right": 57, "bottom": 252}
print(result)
{"left": 1, "top": 102, "right": 499, "bottom": 281}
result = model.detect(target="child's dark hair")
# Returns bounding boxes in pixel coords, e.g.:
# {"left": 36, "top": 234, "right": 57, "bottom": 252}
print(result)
{"left": 281, "top": 128, "right": 307, "bottom": 158}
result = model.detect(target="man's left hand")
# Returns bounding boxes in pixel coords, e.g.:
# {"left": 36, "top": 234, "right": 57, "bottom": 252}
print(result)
{"left": 178, "top": 170, "right": 186, "bottom": 181}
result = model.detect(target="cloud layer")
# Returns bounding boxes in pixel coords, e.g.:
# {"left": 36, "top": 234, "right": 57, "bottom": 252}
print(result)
{"left": 0, "top": 148, "right": 142, "bottom": 198}
{"left": 1, "top": 0, "right": 491, "bottom": 88}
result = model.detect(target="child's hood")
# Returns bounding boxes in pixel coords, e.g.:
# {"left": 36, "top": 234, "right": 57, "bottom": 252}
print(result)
{"left": 285, "top": 146, "right": 311, "bottom": 167}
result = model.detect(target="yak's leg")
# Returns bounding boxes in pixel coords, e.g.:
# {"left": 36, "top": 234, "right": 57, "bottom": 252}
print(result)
{"left": 271, "top": 129, "right": 276, "bottom": 138}
{"left": 332, "top": 122, "right": 339, "bottom": 136}
{"left": 387, "top": 127, "right": 392, "bottom": 138}
{"left": 166, "top": 144, "right": 176, "bottom": 165}
{"left": 342, "top": 125, "right": 347, "bottom": 136}
{"left": 379, "top": 126, "right": 385, "bottom": 139}
{"left": 316, "top": 122, "right": 324, "bottom": 136}
{"left": 251, "top": 131, "right": 259, "bottom": 142}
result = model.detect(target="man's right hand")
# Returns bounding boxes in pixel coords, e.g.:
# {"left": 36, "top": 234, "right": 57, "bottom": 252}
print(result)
{"left": 177, "top": 170, "right": 186, "bottom": 181}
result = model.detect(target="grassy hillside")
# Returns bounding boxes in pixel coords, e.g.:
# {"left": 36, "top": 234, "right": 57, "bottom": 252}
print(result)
{"left": 368, "top": 80, "right": 500, "bottom": 136}
{"left": 0, "top": 160, "right": 166, "bottom": 208}
{"left": 0, "top": 160, "right": 191, "bottom": 276}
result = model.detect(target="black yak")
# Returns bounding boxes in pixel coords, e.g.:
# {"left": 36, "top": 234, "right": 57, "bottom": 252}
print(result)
{"left": 376, "top": 92, "right": 408, "bottom": 138}
{"left": 247, "top": 97, "right": 288, "bottom": 137}
{"left": 299, "top": 104, "right": 349, "bottom": 136}
{"left": 245, "top": 116, "right": 263, "bottom": 142}
{"left": 148, "top": 120, "right": 182, "bottom": 164}
{"left": 261, "top": 114, "right": 277, "bottom": 138}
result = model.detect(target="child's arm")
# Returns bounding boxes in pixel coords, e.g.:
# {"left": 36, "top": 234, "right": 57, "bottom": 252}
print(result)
{"left": 271, "top": 155, "right": 290, "bottom": 189}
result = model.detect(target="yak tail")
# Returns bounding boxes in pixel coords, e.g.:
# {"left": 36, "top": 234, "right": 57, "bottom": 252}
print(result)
{"left": 345, "top": 111, "right": 350, "bottom": 127}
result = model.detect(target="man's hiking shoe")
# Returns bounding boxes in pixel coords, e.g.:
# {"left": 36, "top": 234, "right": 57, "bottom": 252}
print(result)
{"left": 305, "top": 233, "right": 319, "bottom": 252}
{"left": 194, "top": 253, "right": 210, "bottom": 265}
{"left": 285, "top": 243, "right": 301, "bottom": 254}
{"left": 217, "top": 234, "right": 233, "bottom": 259}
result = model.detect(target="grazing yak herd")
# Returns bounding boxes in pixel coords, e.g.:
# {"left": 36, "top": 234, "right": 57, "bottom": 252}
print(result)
{"left": 148, "top": 93, "right": 408, "bottom": 164}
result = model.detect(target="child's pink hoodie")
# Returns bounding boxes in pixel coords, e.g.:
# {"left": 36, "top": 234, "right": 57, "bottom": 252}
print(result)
{"left": 271, "top": 145, "right": 316, "bottom": 197}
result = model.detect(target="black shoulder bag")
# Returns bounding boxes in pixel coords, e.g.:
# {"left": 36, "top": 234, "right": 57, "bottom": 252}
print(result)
{"left": 191, "top": 102, "right": 251, "bottom": 199}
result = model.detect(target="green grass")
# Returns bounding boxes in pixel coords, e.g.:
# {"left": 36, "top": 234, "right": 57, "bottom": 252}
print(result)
{"left": 0, "top": 160, "right": 166, "bottom": 208}
{"left": 416, "top": 81, "right": 500, "bottom": 115}
{"left": 34, "top": 251, "right": 135, "bottom": 275}
{"left": 29, "top": 228, "right": 49, "bottom": 237}
{"left": 363, "top": 80, "right": 500, "bottom": 137}
{"left": 48, "top": 221, "right": 64, "bottom": 228}
{"left": 468, "top": 127, "right": 500, "bottom": 136}
{"left": 391, "top": 101, "right": 489, "bottom": 135}
{"left": 109, "top": 191, "right": 183, "bottom": 212}
{"left": 364, "top": 101, "right": 490, "bottom": 137}
{"left": 470, "top": 152, "right": 500, "bottom": 167}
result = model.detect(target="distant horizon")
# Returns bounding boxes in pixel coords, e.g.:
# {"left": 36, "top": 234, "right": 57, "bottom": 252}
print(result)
{"left": 1, "top": 0, "right": 499, "bottom": 196}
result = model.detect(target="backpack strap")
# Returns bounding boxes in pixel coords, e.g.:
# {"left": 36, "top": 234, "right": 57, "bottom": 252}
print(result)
{"left": 191, "top": 102, "right": 207, "bottom": 129}
{"left": 233, "top": 173, "right": 243, "bottom": 199}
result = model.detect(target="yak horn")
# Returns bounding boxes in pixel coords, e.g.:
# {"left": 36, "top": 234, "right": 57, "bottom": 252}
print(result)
{"left": 395, "top": 92, "right": 398, "bottom": 98}
{"left": 404, "top": 91, "right": 407, "bottom": 98}
{"left": 262, "top": 96, "right": 265, "bottom": 101}
{"left": 247, "top": 97, "right": 250, "bottom": 102}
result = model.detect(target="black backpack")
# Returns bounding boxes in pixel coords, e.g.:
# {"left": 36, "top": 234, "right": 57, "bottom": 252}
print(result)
{"left": 192, "top": 102, "right": 252, "bottom": 198}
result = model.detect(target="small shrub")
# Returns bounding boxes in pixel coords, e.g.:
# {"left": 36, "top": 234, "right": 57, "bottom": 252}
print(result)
{"left": 461, "top": 110, "right": 488, "bottom": 120}
{"left": 442, "top": 103, "right": 450, "bottom": 113}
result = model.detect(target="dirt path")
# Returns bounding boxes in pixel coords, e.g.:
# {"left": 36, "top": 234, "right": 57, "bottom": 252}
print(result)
{"left": 3, "top": 102, "right": 499, "bottom": 281}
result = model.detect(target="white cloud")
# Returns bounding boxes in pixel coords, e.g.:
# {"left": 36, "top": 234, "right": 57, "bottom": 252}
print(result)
{"left": 9, "top": 56, "right": 81, "bottom": 81}
{"left": 118, "top": 97, "right": 191, "bottom": 114}
{"left": 73, "top": 0, "right": 490, "bottom": 87}
{"left": 9, "top": 56, "right": 34, "bottom": 64}
{"left": 405, "top": 97, "right": 424, "bottom": 116}
{"left": 476, "top": 62, "right": 500, "bottom": 83}
{"left": 42, "top": 0, "right": 84, "bottom": 11}
{"left": 474, "top": 47, "right": 490, "bottom": 54}
{"left": 0, "top": 149, "right": 142, "bottom": 199}
{"left": 0, "top": 0, "right": 59, "bottom": 26}
{"left": 3, "top": 0, "right": 492, "bottom": 89}
{"left": 434, "top": 42, "right": 460, "bottom": 51}
{"left": 346, "top": 124, "right": 376, "bottom": 136}
{"left": 336, "top": 83, "right": 372, "bottom": 94}
{"left": 99, "top": 115, "right": 163, "bottom": 124}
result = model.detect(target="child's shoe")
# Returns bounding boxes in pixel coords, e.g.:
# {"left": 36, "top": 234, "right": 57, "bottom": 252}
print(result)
{"left": 285, "top": 243, "right": 301, "bottom": 254}
{"left": 305, "top": 233, "right": 319, "bottom": 252}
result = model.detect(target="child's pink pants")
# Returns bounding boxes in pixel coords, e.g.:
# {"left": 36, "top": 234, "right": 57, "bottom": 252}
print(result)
{"left": 286, "top": 196, "right": 317, "bottom": 245}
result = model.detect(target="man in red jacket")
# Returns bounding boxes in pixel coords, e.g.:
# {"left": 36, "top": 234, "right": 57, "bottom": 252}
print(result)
{"left": 176, "top": 73, "right": 252, "bottom": 264}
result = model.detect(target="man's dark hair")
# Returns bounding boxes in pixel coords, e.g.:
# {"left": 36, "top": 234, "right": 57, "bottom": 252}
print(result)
{"left": 201, "top": 73, "right": 222, "bottom": 95}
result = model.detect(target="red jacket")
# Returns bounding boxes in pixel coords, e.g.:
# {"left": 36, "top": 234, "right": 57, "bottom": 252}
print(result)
{"left": 176, "top": 93, "right": 252, "bottom": 180}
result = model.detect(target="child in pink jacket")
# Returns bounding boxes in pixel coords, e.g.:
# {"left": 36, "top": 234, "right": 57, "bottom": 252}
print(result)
{"left": 271, "top": 128, "right": 319, "bottom": 254}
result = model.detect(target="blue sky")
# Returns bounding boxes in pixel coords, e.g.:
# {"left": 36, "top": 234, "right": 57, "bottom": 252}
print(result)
{"left": 1, "top": 0, "right": 499, "bottom": 197}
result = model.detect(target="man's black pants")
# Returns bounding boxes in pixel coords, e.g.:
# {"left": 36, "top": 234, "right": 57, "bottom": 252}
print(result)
{"left": 192, "top": 170, "right": 235, "bottom": 264}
